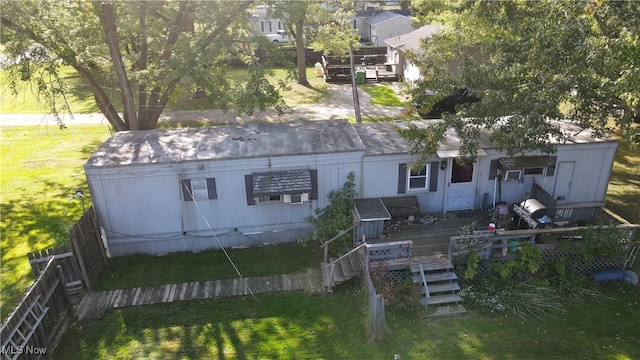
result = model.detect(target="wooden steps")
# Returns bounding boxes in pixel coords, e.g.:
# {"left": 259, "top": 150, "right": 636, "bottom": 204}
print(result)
{"left": 321, "top": 247, "right": 364, "bottom": 291}
{"left": 411, "top": 258, "right": 466, "bottom": 317}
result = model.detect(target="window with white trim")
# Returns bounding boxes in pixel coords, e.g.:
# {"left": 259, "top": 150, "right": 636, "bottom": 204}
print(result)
{"left": 181, "top": 178, "right": 217, "bottom": 201}
{"left": 407, "top": 164, "right": 429, "bottom": 190}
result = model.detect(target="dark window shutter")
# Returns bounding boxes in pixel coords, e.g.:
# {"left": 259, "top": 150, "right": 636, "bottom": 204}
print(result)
{"left": 429, "top": 161, "right": 439, "bottom": 192}
{"left": 398, "top": 163, "right": 407, "bottom": 194}
{"left": 546, "top": 156, "right": 557, "bottom": 176}
{"left": 245, "top": 175, "right": 255, "bottom": 205}
{"left": 207, "top": 178, "right": 217, "bottom": 199}
{"left": 181, "top": 179, "right": 193, "bottom": 201}
{"left": 310, "top": 169, "right": 318, "bottom": 200}
{"left": 489, "top": 159, "right": 500, "bottom": 180}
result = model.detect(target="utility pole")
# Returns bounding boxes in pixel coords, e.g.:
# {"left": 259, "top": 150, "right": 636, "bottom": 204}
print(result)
{"left": 349, "top": 44, "right": 362, "bottom": 123}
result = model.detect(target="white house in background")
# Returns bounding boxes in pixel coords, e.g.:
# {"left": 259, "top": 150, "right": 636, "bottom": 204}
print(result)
{"left": 85, "top": 119, "right": 617, "bottom": 257}
{"left": 248, "top": 5, "right": 284, "bottom": 35}
{"left": 384, "top": 24, "right": 445, "bottom": 83}
{"left": 353, "top": 9, "right": 413, "bottom": 46}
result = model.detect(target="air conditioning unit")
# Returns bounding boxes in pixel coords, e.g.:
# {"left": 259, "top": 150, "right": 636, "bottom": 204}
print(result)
{"left": 284, "top": 193, "right": 308, "bottom": 204}
{"left": 503, "top": 170, "right": 522, "bottom": 181}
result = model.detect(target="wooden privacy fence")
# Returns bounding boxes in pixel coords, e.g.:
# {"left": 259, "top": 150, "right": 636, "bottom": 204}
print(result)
{"left": 27, "top": 207, "right": 108, "bottom": 293}
{"left": 1, "top": 258, "right": 73, "bottom": 360}
{"left": 67, "top": 206, "right": 108, "bottom": 290}
{"left": 27, "top": 245, "right": 83, "bottom": 295}
{"left": 363, "top": 253, "right": 385, "bottom": 341}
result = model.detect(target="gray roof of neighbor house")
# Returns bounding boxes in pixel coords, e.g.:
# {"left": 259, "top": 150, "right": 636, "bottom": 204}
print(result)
{"left": 85, "top": 120, "right": 365, "bottom": 167}
{"left": 86, "top": 119, "right": 616, "bottom": 168}
{"left": 356, "top": 8, "right": 410, "bottom": 19}
{"left": 384, "top": 24, "right": 446, "bottom": 52}
{"left": 366, "top": 10, "right": 410, "bottom": 26}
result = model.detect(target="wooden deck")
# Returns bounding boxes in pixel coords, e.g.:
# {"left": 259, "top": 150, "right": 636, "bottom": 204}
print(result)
{"left": 377, "top": 211, "right": 493, "bottom": 258}
{"left": 75, "top": 269, "right": 323, "bottom": 322}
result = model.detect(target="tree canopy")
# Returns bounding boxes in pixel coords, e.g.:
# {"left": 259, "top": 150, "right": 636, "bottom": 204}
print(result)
{"left": 404, "top": 0, "right": 640, "bottom": 160}
{"left": 266, "top": 0, "right": 359, "bottom": 85}
{"left": 1, "top": 0, "right": 287, "bottom": 131}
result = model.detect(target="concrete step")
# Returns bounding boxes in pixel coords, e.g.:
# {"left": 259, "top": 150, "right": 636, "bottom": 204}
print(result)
{"left": 426, "top": 305, "right": 467, "bottom": 318}
{"left": 420, "top": 293, "right": 463, "bottom": 306}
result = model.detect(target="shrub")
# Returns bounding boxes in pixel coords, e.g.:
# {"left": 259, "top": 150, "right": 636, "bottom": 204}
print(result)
{"left": 298, "top": 172, "right": 358, "bottom": 255}
{"left": 459, "top": 277, "right": 564, "bottom": 320}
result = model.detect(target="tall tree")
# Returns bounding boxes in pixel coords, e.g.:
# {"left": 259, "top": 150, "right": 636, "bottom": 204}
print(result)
{"left": 404, "top": 0, "right": 640, "bottom": 161}
{"left": 267, "top": 0, "right": 359, "bottom": 85}
{"left": 1, "top": 0, "right": 286, "bottom": 131}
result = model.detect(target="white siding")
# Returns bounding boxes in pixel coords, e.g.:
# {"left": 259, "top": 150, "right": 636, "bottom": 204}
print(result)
{"left": 87, "top": 151, "right": 364, "bottom": 256}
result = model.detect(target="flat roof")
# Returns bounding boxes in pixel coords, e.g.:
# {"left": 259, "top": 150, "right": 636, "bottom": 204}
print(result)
{"left": 354, "top": 198, "right": 391, "bottom": 221}
{"left": 86, "top": 120, "right": 365, "bottom": 167}
{"left": 86, "top": 119, "right": 617, "bottom": 168}
{"left": 354, "top": 119, "right": 616, "bottom": 156}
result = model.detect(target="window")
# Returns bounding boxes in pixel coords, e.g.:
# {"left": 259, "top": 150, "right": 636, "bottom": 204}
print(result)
{"left": 181, "top": 178, "right": 217, "bottom": 201}
{"left": 407, "top": 164, "right": 429, "bottom": 190}
{"left": 255, "top": 194, "right": 282, "bottom": 204}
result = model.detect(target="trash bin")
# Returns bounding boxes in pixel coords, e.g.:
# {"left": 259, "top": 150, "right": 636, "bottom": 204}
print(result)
{"left": 356, "top": 71, "right": 365, "bottom": 85}
{"left": 314, "top": 62, "right": 323, "bottom": 77}
{"left": 508, "top": 239, "right": 519, "bottom": 253}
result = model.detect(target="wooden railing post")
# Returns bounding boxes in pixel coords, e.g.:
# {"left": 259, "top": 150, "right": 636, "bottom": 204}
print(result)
{"left": 319, "top": 222, "right": 360, "bottom": 263}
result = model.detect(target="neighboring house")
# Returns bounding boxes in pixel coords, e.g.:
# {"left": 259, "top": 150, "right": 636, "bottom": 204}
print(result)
{"left": 85, "top": 119, "right": 618, "bottom": 257}
{"left": 354, "top": 9, "right": 412, "bottom": 46}
{"left": 384, "top": 24, "right": 445, "bottom": 83}
{"left": 248, "top": 5, "right": 284, "bottom": 35}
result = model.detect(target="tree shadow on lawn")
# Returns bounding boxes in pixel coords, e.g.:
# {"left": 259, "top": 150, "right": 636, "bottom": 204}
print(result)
{"left": 1, "top": 179, "right": 86, "bottom": 319}
{"left": 54, "top": 292, "right": 363, "bottom": 359}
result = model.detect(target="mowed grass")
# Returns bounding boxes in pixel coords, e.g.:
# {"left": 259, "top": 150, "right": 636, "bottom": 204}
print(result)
{"left": 0, "top": 66, "right": 328, "bottom": 114}
{"left": 54, "top": 283, "right": 639, "bottom": 359}
{"left": 360, "top": 83, "right": 405, "bottom": 106}
{"left": 605, "top": 134, "right": 640, "bottom": 224}
{"left": 95, "top": 243, "right": 320, "bottom": 291}
{"left": 0, "top": 124, "right": 113, "bottom": 319}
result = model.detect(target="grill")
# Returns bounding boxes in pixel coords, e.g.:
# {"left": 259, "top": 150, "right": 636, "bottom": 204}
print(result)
{"left": 513, "top": 199, "right": 552, "bottom": 229}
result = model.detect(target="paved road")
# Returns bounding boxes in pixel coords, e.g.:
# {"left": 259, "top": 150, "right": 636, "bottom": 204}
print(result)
{"left": 0, "top": 83, "right": 407, "bottom": 126}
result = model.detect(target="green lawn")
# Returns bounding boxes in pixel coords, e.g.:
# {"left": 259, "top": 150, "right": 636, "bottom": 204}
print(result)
{"left": 0, "top": 66, "right": 328, "bottom": 114}
{"left": 360, "top": 83, "right": 405, "bottom": 106}
{"left": 54, "top": 283, "right": 639, "bottom": 359}
{"left": 1, "top": 79, "right": 638, "bottom": 356}
{"left": 0, "top": 124, "right": 113, "bottom": 319}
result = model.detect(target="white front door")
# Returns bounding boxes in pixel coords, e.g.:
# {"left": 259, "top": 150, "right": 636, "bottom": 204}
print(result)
{"left": 445, "top": 158, "right": 477, "bottom": 211}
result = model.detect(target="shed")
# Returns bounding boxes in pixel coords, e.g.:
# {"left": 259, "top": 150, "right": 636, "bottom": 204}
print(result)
{"left": 353, "top": 198, "right": 391, "bottom": 242}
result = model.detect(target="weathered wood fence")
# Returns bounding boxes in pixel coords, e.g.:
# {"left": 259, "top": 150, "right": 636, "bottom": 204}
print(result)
{"left": 27, "top": 245, "right": 83, "bottom": 295}
{"left": 26, "top": 207, "right": 108, "bottom": 293}
{"left": 67, "top": 207, "right": 108, "bottom": 290}
{"left": 449, "top": 222, "right": 640, "bottom": 276}
{"left": 1, "top": 258, "right": 73, "bottom": 359}
{"left": 2, "top": 207, "right": 109, "bottom": 358}
{"left": 363, "top": 253, "right": 385, "bottom": 341}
